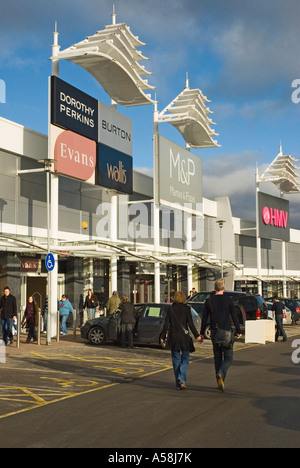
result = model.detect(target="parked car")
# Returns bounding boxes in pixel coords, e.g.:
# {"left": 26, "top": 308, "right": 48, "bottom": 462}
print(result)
{"left": 277, "top": 298, "right": 300, "bottom": 324}
{"left": 266, "top": 301, "right": 292, "bottom": 325}
{"left": 190, "top": 292, "right": 268, "bottom": 339}
{"left": 187, "top": 290, "right": 246, "bottom": 316}
{"left": 81, "top": 303, "right": 201, "bottom": 347}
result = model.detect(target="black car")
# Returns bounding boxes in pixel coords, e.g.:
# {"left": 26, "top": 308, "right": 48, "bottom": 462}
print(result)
{"left": 188, "top": 292, "right": 268, "bottom": 339}
{"left": 187, "top": 290, "right": 246, "bottom": 316}
{"left": 81, "top": 302, "right": 201, "bottom": 347}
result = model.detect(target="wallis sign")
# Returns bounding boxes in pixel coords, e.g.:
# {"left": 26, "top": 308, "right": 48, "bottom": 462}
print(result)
{"left": 50, "top": 77, "right": 132, "bottom": 194}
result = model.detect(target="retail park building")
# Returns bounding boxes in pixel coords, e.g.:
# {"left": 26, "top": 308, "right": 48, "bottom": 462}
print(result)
{"left": 1, "top": 14, "right": 300, "bottom": 317}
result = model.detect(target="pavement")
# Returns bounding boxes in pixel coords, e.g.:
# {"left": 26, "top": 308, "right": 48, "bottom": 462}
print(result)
{"left": 0, "top": 325, "right": 299, "bottom": 448}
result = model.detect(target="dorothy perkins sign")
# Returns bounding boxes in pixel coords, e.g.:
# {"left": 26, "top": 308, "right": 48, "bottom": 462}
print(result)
{"left": 51, "top": 76, "right": 98, "bottom": 141}
{"left": 158, "top": 135, "right": 202, "bottom": 210}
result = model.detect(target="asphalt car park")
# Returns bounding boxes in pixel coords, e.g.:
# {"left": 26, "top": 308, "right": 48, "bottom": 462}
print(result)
{"left": 1, "top": 321, "right": 300, "bottom": 424}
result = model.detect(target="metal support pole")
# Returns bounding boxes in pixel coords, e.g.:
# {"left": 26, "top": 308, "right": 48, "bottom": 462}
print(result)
{"left": 17, "top": 311, "right": 21, "bottom": 348}
{"left": 153, "top": 101, "right": 161, "bottom": 303}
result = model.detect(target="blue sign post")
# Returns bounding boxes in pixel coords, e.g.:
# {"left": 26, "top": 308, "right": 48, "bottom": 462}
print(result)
{"left": 45, "top": 253, "right": 55, "bottom": 272}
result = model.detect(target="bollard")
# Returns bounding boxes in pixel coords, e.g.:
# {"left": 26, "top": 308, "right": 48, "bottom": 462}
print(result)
{"left": 17, "top": 311, "right": 21, "bottom": 348}
{"left": 56, "top": 310, "right": 60, "bottom": 342}
{"left": 37, "top": 311, "right": 41, "bottom": 345}
{"left": 73, "top": 309, "right": 77, "bottom": 339}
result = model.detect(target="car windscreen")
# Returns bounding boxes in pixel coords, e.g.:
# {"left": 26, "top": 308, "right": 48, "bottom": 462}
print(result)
{"left": 189, "top": 293, "right": 211, "bottom": 302}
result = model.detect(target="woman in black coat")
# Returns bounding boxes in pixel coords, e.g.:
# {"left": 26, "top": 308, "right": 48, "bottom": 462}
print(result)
{"left": 161, "top": 291, "right": 201, "bottom": 390}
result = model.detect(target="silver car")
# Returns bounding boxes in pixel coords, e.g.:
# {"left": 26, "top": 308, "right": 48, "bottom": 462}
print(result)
{"left": 266, "top": 302, "right": 292, "bottom": 325}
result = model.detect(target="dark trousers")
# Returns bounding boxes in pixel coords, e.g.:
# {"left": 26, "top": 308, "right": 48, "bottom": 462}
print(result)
{"left": 211, "top": 330, "right": 234, "bottom": 381}
{"left": 275, "top": 315, "right": 287, "bottom": 341}
{"left": 27, "top": 319, "right": 37, "bottom": 342}
{"left": 1, "top": 318, "right": 13, "bottom": 345}
{"left": 121, "top": 323, "right": 134, "bottom": 348}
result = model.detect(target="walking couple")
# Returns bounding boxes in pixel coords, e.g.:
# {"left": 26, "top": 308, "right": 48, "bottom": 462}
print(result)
{"left": 161, "top": 280, "right": 242, "bottom": 392}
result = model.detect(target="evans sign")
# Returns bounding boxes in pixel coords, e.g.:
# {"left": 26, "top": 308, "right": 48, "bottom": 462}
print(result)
{"left": 258, "top": 192, "right": 290, "bottom": 241}
{"left": 52, "top": 126, "right": 96, "bottom": 183}
{"left": 158, "top": 135, "right": 202, "bottom": 209}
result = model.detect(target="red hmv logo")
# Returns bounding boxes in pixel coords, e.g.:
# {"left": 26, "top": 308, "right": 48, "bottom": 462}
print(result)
{"left": 262, "top": 206, "right": 288, "bottom": 228}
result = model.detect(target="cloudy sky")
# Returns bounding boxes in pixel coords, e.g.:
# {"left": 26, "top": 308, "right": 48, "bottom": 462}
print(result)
{"left": 1, "top": 0, "right": 300, "bottom": 226}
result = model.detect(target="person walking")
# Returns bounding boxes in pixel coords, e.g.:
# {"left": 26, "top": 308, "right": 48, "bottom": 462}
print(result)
{"left": 58, "top": 295, "right": 73, "bottom": 336}
{"left": 83, "top": 289, "right": 98, "bottom": 321}
{"left": 272, "top": 296, "right": 287, "bottom": 342}
{"left": 21, "top": 296, "right": 38, "bottom": 343}
{"left": 0, "top": 286, "right": 17, "bottom": 346}
{"left": 200, "top": 280, "right": 242, "bottom": 392}
{"left": 106, "top": 291, "right": 121, "bottom": 315}
{"left": 161, "top": 291, "right": 201, "bottom": 390}
{"left": 119, "top": 297, "right": 136, "bottom": 348}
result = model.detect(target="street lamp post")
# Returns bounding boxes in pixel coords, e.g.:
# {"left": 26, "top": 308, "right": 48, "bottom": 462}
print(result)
{"left": 216, "top": 220, "right": 226, "bottom": 279}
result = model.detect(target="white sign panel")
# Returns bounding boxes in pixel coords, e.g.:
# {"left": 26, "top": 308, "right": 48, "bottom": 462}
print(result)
{"left": 98, "top": 102, "right": 133, "bottom": 156}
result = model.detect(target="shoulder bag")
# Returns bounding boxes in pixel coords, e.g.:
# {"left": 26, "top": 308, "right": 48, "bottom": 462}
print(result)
{"left": 171, "top": 306, "right": 195, "bottom": 353}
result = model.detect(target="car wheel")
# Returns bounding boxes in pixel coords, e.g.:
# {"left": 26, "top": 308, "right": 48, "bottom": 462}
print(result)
{"left": 89, "top": 326, "right": 106, "bottom": 346}
{"left": 204, "top": 325, "right": 211, "bottom": 340}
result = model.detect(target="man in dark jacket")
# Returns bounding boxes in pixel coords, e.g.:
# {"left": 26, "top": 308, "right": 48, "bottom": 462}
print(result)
{"left": 200, "top": 280, "right": 242, "bottom": 391}
{"left": 119, "top": 297, "right": 136, "bottom": 348}
{"left": 0, "top": 287, "right": 17, "bottom": 346}
{"left": 272, "top": 296, "right": 287, "bottom": 342}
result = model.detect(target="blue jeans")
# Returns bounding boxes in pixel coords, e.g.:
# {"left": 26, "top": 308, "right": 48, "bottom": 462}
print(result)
{"left": 1, "top": 318, "right": 13, "bottom": 345}
{"left": 211, "top": 330, "right": 234, "bottom": 381}
{"left": 60, "top": 315, "right": 68, "bottom": 334}
{"left": 171, "top": 350, "right": 190, "bottom": 388}
{"left": 86, "top": 307, "right": 96, "bottom": 320}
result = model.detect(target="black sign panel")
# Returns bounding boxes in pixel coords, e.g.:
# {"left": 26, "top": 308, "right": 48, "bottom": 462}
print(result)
{"left": 258, "top": 192, "right": 290, "bottom": 241}
{"left": 97, "top": 143, "right": 133, "bottom": 195}
{"left": 51, "top": 76, "right": 98, "bottom": 141}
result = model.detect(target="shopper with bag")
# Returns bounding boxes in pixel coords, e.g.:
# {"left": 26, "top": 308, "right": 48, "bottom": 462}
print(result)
{"left": 0, "top": 286, "right": 17, "bottom": 346}
{"left": 21, "top": 296, "right": 38, "bottom": 343}
{"left": 161, "top": 291, "right": 201, "bottom": 390}
{"left": 200, "top": 280, "right": 242, "bottom": 392}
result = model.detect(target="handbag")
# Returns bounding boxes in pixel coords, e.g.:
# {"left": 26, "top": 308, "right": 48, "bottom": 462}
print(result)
{"left": 213, "top": 327, "right": 233, "bottom": 348}
{"left": 171, "top": 306, "right": 195, "bottom": 353}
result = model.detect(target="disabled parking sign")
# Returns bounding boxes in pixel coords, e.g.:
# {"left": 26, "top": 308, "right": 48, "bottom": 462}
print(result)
{"left": 45, "top": 253, "right": 55, "bottom": 271}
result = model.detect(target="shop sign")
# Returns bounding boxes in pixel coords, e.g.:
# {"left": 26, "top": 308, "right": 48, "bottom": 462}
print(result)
{"left": 51, "top": 76, "right": 98, "bottom": 141}
{"left": 20, "top": 257, "right": 41, "bottom": 273}
{"left": 97, "top": 143, "right": 133, "bottom": 194}
{"left": 51, "top": 126, "right": 96, "bottom": 183}
{"left": 98, "top": 102, "right": 132, "bottom": 156}
{"left": 258, "top": 192, "right": 290, "bottom": 241}
{"left": 158, "top": 135, "right": 202, "bottom": 210}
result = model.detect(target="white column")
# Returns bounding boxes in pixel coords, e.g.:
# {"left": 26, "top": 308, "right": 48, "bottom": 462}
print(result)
{"left": 47, "top": 23, "right": 60, "bottom": 343}
{"left": 50, "top": 173, "right": 59, "bottom": 339}
{"left": 153, "top": 102, "right": 161, "bottom": 302}
{"left": 282, "top": 241, "right": 287, "bottom": 296}
{"left": 256, "top": 166, "right": 262, "bottom": 295}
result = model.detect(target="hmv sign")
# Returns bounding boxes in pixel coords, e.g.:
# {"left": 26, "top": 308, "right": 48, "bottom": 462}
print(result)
{"left": 258, "top": 192, "right": 290, "bottom": 241}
